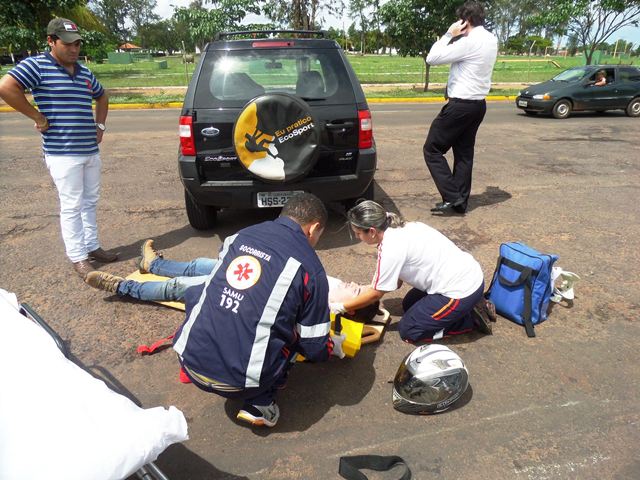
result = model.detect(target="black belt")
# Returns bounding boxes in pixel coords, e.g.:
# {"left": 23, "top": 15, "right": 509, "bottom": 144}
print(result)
{"left": 449, "top": 97, "right": 485, "bottom": 103}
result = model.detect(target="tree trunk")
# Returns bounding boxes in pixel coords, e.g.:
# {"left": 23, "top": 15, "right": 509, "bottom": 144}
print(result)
{"left": 423, "top": 57, "right": 431, "bottom": 92}
{"left": 585, "top": 47, "right": 593, "bottom": 65}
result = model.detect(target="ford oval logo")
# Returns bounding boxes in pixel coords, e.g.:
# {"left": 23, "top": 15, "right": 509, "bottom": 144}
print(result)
{"left": 201, "top": 126, "right": 220, "bottom": 137}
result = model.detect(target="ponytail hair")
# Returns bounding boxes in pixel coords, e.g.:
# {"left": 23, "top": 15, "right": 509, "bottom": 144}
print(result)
{"left": 346, "top": 200, "right": 405, "bottom": 232}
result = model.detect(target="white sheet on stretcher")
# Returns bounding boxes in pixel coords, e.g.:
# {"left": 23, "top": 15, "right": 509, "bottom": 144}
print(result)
{"left": 0, "top": 289, "right": 189, "bottom": 480}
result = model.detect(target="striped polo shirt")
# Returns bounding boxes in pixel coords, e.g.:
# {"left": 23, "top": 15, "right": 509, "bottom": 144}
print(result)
{"left": 8, "top": 52, "right": 104, "bottom": 155}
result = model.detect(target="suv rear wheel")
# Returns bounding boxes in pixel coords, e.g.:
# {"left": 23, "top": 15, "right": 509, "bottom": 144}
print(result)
{"left": 184, "top": 190, "right": 218, "bottom": 230}
{"left": 343, "top": 180, "right": 375, "bottom": 211}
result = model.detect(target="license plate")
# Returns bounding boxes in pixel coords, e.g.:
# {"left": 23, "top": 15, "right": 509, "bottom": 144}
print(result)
{"left": 256, "top": 191, "right": 304, "bottom": 208}
{"left": 518, "top": 100, "right": 528, "bottom": 107}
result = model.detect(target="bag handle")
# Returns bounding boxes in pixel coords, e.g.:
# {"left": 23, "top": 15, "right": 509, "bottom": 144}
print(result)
{"left": 494, "top": 256, "right": 536, "bottom": 338}
{"left": 496, "top": 256, "right": 534, "bottom": 288}
{"left": 339, "top": 455, "right": 411, "bottom": 480}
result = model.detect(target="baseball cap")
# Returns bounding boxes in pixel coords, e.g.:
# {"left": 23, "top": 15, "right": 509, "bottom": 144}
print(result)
{"left": 47, "top": 18, "right": 82, "bottom": 42}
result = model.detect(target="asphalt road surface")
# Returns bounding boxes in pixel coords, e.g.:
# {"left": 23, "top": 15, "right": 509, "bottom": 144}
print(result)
{"left": 1, "top": 102, "right": 639, "bottom": 479}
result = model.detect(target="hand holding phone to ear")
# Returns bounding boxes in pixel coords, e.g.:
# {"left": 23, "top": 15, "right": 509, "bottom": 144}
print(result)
{"left": 447, "top": 19, "right": 469, "bottom": 37}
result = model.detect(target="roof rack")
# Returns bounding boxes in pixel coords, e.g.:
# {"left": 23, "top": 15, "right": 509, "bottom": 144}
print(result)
{"left": 214, "top": 30, "right": 327, "bottom": 41}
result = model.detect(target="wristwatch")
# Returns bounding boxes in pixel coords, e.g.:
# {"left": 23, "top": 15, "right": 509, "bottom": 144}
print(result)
{"left": 96, "top": 123, "right": 106, "bottom": 131}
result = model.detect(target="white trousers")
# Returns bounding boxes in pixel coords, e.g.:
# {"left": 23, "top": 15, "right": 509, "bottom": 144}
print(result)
{"left": 44, "top": 153, "right": 102, "bottom": 262}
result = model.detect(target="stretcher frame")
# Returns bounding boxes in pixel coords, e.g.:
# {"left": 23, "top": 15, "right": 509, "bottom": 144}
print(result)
{"left": 19, "top": 303, "right": 172, "bottom": 480}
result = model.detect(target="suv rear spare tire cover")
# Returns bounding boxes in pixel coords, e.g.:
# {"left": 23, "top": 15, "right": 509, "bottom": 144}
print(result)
{"left": 233, "top": 93, "right": 320, "bottom": 183}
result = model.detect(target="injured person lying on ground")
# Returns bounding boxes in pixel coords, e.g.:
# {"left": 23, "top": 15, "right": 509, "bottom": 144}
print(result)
{"left": 85, "top": 239, "right": 378, "bottom": 320}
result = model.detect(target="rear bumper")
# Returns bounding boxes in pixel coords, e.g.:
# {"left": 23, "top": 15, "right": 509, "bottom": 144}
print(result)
{"left": 179, "top": 149, "right": 377, "bottom": 208}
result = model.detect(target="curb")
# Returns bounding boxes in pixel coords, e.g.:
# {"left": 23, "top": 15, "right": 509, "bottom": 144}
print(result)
{"left": 0, "top": 96, "right": 516, "bottom": 113}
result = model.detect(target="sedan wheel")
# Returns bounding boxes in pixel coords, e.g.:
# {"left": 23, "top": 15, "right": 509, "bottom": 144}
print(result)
{"left": 552, "top": 100, "right": 571, "bottom": 119}
{"left": 626, "top": 97, "right": 640, "bottom": 117}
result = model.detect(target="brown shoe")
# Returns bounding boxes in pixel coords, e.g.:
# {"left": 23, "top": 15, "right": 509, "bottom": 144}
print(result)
{"left": 485, "top": 299, "right": 497, "bottom": 322}
{"left": 139, "top": 239, "right": 162, "bottom": 273}
{"left": 89, "top": 247, "right": 118, "bottom": 263}
{"left": 472, "top": 300, "right": 493, "bottom": 335}
{"left": 85, "top": 271, "right": 124, "bottom": 294}
{"left": 73, "top": 260, "right": 94, "bottom": 279}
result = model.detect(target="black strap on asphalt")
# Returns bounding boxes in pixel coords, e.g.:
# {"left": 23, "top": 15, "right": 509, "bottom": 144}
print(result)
{"left": 495, "top": 256, "right": 536, "bottom": 338}
{"left": 339, "top": 455, "right": 411, "bottom": 480}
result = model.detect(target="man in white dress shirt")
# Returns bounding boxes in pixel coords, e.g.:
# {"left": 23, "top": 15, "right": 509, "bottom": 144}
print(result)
{"left": 423, "top": 1, "right": 498, "bottom": 214}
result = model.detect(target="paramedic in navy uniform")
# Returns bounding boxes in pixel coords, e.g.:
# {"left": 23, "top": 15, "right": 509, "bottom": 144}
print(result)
{"left": 0, "top": 18, "right": 116, "bottom": 278}
{"left": 173, "top": 193, "right": 345, "bottom": 428}
{"left": 423, "top": 1, "right": 498, "bottom": 214}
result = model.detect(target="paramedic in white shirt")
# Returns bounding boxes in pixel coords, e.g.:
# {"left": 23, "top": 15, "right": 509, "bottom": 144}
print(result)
{"left": 332, "top": 200, "right": 493, "bottom": 343}
{"left": 423, "top": 1, "right": 498, "bottom": 215}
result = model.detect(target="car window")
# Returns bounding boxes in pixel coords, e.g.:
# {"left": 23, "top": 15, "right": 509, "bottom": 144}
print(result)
{"left": 552, "top": 67, "right": 589, "bottom": 82}
{"left": 195, "top": 47, "right": 356, "bottom": 107}
{"left": 588, "top": 68, "right": 615, "bottom": 84}
{"left": 619, "top": 67, "right": 640, "bottom": 82}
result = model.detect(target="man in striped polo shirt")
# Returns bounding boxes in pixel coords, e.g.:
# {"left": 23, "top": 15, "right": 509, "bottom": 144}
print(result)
{"left": 0, "top": 18, "right": 117, "bottom": 278}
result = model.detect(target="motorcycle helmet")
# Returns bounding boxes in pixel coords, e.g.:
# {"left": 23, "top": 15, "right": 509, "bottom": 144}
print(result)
{"left": 392, "top": 344, "right": 469, "bottom": 414}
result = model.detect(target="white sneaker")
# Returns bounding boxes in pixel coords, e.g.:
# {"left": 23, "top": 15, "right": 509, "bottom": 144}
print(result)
{"left": 237, "top": 402, "right": 280, "bottom": 427}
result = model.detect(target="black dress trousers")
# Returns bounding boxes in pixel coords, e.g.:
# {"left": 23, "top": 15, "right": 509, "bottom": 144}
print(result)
{"left": 423, "top": 99, "right": 487, "bottom": 211}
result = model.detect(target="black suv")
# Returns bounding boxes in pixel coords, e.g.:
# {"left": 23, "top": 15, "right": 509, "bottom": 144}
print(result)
{"left": 178, "top": 30, "right": 377, "bottom": 229}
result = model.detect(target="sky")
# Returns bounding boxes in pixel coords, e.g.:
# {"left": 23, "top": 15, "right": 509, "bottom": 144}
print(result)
{"left": 153, "top": 1, "right": 640, "bottom": 46}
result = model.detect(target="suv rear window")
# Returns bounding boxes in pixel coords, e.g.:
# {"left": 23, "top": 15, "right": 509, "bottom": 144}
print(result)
{"left": 194, "top": 48, "right": 356, "bottom": 107}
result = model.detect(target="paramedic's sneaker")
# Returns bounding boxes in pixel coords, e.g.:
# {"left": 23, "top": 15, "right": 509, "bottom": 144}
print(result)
{"left": 139, "top": 239, "right": 162, "bottom": 273}
{"left": 472, "top": 300, "right": 493, "bottom": 335}
{"left": 85, "top": 271, "right": 123, "bottom": 294}
{"left": 237, "top": 402, "right": 280, "bottom": 428}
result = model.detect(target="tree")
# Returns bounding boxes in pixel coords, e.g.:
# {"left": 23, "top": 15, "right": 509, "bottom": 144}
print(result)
{"left": 129, "top": 0, "right": 159, "bottom": 45}
{"left": 173, "top": 0, "right": 260, "bottom": 52}
{"left": 90, "top": 0, "right": 131, "bottom": 42}
{"left": 81, "top": 30, "right": 116, "bottom": 61}
{"left": 0, "top": 0, "right": 84, "bottom": 52}
{"left": 380, "top": 0, "right": 461, "bottom": 91}
{"left": 262, "top": 0, "right": 344, "bottom": 30}
{"left": 486, "top": 0, "right": 536, "bottom": 48}
{"left": 138, "top": 19, "right": 177, "bottom": 53}
{"left": 536, "top": 0, "right": 640, "bottom": 65}
{"left": 349, "top": 0, "right": 369, "bottom": 55}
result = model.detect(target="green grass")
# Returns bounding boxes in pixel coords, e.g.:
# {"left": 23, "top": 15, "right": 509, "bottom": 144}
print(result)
{"left": 84, "top": 55, "right": 197, "bottom": 87}
{"left": 81, "top": 52, "right": 636, "bottom": 89}
{"left": 108, "top": 93, "right": 185, "bottom": 104}
{"left": 367, "top": 86, "right": 520, "bottom": 98}
{"left": 1, "top": 51, "right": 635, "bottom": 101}
{"left": 105, "top": 86, "right": 520, "bottom": 104}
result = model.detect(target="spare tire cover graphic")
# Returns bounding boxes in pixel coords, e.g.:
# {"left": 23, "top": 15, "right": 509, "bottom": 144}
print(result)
{"left": 233, "top": 93, "right": 320, "bottom": 183}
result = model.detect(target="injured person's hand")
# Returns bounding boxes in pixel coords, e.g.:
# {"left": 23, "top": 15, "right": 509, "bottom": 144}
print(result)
{"left": 329, "top": 302, "right": 346, "bottom": 314}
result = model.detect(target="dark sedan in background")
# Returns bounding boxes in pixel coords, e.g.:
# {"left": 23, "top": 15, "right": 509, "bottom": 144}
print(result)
{"left": 516, "top": 65, "right": 640, "bottom": 119}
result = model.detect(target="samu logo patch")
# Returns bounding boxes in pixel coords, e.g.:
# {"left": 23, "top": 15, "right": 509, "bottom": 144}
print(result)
{"left": 226, "top": 255, "right": 261, "bottom": 290}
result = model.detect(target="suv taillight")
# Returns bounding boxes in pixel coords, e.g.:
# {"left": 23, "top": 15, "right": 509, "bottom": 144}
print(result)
{"left": 358, "top": 109, "right": 373, "bottom": 149}
{"left": 179, "top": 115, "right": 196, "bottom": 156}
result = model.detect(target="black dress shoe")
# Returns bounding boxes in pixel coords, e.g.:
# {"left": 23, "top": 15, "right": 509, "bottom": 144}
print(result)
{"left": 430, "top": 199, "right": 465, "bottom": 213}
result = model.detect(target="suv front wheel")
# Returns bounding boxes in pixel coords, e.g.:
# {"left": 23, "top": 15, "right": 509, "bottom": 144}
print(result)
{"left": 184, "top": 190, "right": 218, "bottom": 230}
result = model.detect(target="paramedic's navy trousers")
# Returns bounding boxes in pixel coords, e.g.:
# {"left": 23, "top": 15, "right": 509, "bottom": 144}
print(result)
{"left": 423, "top": 99, "right": 487, "bottom": 212}
{"left": 399, "top": 283, "right": 484, "bottom": 343}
